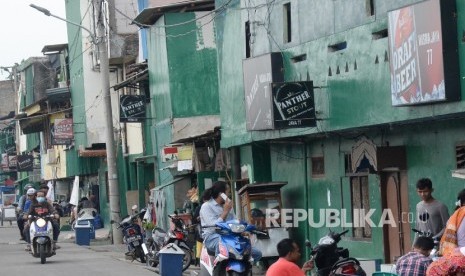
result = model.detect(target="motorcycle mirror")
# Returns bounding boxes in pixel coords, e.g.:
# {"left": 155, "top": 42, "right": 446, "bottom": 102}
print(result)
{"left": 305, "top": 240, "right": 312, "bottom": 248}
{"left": 132, "top": 205, "right": 138, "bottom": 211}
{"left": 174, "top": 210, "right": 178, "bottom": 215}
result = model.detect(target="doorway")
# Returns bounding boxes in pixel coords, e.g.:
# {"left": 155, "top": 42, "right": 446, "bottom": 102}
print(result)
{"left": 381, "top": 171, "right": 411, "bottom": 263}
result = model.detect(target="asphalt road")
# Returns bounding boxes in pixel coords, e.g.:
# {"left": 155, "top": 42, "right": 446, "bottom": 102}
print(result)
{"left": 0, "top": 224, "right": 157, "bottom": 275}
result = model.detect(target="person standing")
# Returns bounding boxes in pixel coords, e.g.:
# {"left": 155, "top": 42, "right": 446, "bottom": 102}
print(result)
{"left": 266, "top": 238, "right": 314, "bottom": 276}
{"left": 415, "top": 178, "right": 449, "bottom": 239}
{"left": 396, "top": 236, "right": 435, "bottom": 276}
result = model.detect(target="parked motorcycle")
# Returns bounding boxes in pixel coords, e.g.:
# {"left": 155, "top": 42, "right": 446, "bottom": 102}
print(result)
{"left": 199, "top": 220, "right": 264, "bottom": 276}
{"left": 412, "top": 228, "right": 439, "bottom": 260}
{"left": 28, "top": 214, "right": 56, "bottom": 264}
{"left": 305, "top": 229, "right": 366, "bottom": 276}
{"left": 143, "top": 213, "right": 193, "bottom": 271}
{"left": 114, "top": 208, "right": 146, "bottom": 263}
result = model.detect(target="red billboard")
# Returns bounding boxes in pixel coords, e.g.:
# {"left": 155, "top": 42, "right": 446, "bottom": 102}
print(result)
{"left": 388, "top": 0, "right": 459, "bottom": 106}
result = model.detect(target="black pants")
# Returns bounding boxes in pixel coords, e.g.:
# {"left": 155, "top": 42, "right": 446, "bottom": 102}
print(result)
{"left": 17, "top": 215, "right": 25, "bottom": 239}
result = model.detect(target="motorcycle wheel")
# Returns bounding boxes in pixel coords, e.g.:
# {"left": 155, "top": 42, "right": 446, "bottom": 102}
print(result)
{"left": 180, "top": 246, "right": 192, "bottom": 271}
{"left": 147, "top": 244, "right": 159, "bottom": 267}
{"left": 135, "top": 246, "right": 146, "bottom": 263}
{"left": 227, "top": 272, "right": 247, "bottom": 276}
{"left": 39, "top": 244, "right": 46, "bottom": 264}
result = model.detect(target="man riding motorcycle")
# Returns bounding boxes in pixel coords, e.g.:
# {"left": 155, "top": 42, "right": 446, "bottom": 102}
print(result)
{"left": 24, "top": 190, "right": 60, "bottom": 251}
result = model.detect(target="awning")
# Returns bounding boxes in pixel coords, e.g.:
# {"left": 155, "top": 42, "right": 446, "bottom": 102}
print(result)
{"left": 154, "top": 177, "right": 189, "bottom": 191}
{"left": 41, "top": 43, "right": 68, "bottom": 55}
{"left": 113, "top": 69, "right": 149, "bottom": 91}
{"left": 134, "top": 0, "right": 214, "bottom": 26}
{"left": 78, "top": 149, "right": 107, "bottom": 157}
{"left": 18, "top": 115, "right": 46, "bottom": 134}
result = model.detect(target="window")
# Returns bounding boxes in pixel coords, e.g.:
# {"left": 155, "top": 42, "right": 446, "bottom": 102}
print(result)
{"left": 351, "top": 175, "right": 371, "bottom": 239}
{"left": 311, "top": 156, "right": 325, "bottom": 178}
{"left": 283, "top": 3, "right": 292, "bottom": 43}
{"left": 245, "top": 21, "right": 251, "bottom": 58}
{"left": 456, "top": 142, "right": 465, "bottom": 169}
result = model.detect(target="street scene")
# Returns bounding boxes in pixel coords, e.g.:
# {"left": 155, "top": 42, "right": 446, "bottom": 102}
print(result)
{"left": 1, "top": 0, "right": 465, "bottom": 275}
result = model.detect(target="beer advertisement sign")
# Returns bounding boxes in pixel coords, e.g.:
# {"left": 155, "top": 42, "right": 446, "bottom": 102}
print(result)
{"left": 17, "top": 154, "right": 34, "bottom": 172}
{"left": 388, "top": 0, "right": 460, "bottom": 106}
{"left": 272, "top": 81, "right": 316, "bottom": 129}
{"left": 51, "top": 118, "right": 73, "bottom": 145}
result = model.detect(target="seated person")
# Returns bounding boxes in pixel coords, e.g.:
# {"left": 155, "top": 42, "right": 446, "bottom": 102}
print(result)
{"left": 396, "top": 236, "right": 435, "bottom": 276}
{"left": 24, "top": 191, "right": 61, "bottom": 251}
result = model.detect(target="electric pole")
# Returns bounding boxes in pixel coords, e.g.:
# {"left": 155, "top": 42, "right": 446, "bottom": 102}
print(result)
{"left": 94, "top": 0, "right": 123, "bottom": 244}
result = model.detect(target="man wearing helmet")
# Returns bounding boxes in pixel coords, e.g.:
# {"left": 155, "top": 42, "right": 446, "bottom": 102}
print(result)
{"left": 23, "top": 190, "right": 60, "bottom": 251}
{"left": 16, "top": 185, "right": 34, "bottom": 240}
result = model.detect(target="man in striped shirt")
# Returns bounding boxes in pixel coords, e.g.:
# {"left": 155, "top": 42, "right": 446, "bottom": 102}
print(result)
{"left": 396, "top": 236, "right": 435, "bottom": 276}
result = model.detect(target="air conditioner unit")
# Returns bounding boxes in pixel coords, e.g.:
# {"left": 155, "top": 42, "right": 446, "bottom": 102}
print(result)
{"left": 47, "top": 149, "right": 57, "bottom": 164}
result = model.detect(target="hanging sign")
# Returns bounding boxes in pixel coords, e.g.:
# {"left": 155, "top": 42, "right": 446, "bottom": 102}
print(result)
{"left": 51, "top": 118, "right": 73, "bottom": 145}
{"left": 120, "top": 95, "right": 146, "bottom": 123}
{"left": 17, "top": 154, "right": 34, "bottom": 172}
{"left": 272, "top": 81, "right": 316, "bottom": 129}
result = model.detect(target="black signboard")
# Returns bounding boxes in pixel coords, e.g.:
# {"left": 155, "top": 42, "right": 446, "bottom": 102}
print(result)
{"left": 272, "top": 81, "right": 316, "bottom": 129}
{"left": 17, "top": 154, "right": 34, "bottom": 172}
{"left": 120, "top": 95, "right": 146, "bottom": 123}
{"left": 4, "top": 143, "right": 16, "bottom": 154}
{"left": 243, "top": 53, "right": 283, "bottom": 130}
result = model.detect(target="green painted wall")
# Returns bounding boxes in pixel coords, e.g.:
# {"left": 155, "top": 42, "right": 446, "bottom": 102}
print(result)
{"left": 216, "top": 0, "right": 465, "bottom": 148}
{"left": 65, "top": 0, "right": 87, "bottom": 148}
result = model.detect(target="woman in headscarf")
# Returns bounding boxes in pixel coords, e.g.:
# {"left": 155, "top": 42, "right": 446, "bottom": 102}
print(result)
{"left": 427, "top": 248, "right": 465, "bottom": 276}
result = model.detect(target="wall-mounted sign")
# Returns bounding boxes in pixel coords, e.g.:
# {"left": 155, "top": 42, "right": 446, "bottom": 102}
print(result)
{"left": 388, "top": 0, "right": 460, "bottom": 106}
{"left": 17, "top": 154, "right": 34, "bottom": 172}
{"left": 161, "top": 144, "right": 193, "bottom": 163}
{"left": 1, "top": 153, "right": 8, "bottom": 171}
{"left": 51, "top": 118, "right": 73, "bottom": 145}
{"left": 120, "top": 95, "right": 146, "bottom": 123}
{"left": 243, "top": 53, "right": 283, "bottom": 130}
{"left": 272, "top": 81, "right": 316, "bottom": 129}
{"left": 7, "top": 154, "right": 16, "bottom": 170}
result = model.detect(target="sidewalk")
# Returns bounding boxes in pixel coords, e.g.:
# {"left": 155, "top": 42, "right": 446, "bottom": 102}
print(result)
{"left": 59, "top": 227, "right": 266, "bottom": 275}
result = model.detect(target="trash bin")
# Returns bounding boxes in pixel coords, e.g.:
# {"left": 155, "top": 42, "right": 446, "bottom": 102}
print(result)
{"left": 159, "top": 243, "right": 185, "bottom": 276}
{"left": 77, "top": 218, "right": 95, "bottom": 239}
{"left": 75, "top": 220, "right": 91, "bottom": 246}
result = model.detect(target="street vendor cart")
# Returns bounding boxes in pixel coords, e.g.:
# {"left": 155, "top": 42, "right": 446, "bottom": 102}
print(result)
{"left": 237, "top": 182, "right": 289, "bottom": 266}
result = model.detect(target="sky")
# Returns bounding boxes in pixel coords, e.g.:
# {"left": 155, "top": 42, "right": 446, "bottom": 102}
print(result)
{"left": 0, "top": 1, "right": 67, "bottom": 81}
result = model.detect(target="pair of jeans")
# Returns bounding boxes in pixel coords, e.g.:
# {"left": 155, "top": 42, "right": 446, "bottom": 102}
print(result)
{"left": 204, "top": 233, "right": 262, "bottom": 262}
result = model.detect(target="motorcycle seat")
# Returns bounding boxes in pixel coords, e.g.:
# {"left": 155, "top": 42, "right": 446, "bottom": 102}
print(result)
{"left": 207, "top": 248, "right": 216, "bottom": 256}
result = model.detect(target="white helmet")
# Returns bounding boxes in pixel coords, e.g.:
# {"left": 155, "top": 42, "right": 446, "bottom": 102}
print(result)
{"left": 26, "top": 188, "right": 36, "bottom": 195}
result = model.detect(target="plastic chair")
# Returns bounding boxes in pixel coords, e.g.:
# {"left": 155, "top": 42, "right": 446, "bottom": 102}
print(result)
{"left": 372, "top": 273, "right": 397, "bottom": 276}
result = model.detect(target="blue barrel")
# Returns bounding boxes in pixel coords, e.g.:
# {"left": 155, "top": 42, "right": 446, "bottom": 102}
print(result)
{"left": 75, "top": 220, "right": 91, "bottom": 246}
{"left": 159, "top": 243, "right": 185, "bottom": 276}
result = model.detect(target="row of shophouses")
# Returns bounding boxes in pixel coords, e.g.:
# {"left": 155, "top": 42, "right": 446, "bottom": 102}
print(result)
{"left": 1, "top": 0, "right": 465, "bottom": 265}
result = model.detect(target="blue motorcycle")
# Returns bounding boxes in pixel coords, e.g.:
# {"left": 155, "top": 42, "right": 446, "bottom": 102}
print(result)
{"left": 200, "top": 220, "right": 263, "bottom": 276}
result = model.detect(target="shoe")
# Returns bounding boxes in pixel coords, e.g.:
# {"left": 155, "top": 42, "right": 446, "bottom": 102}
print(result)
{"left": 52, "top": 241, "right": 60, "bottom": 250}
{"left": 19, "top": 237, "right": 24, "bottom": 241}
{"left": 25, "top": 244, "right": 31, "bottom": 251}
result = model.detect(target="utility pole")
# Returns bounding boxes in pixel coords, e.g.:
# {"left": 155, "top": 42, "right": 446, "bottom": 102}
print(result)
{"left": 93, "top": 0, "right": 123, "bottom": 244}
{"left": 31, "top": 1, "right": 122, "bottom": 244}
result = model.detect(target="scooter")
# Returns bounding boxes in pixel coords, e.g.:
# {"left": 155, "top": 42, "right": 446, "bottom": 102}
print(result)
{"left": 199, "top": 220, "right": 263, "bottom": 276}
{"left": 412, "top": 228, "right": 439, "bottom": 260}
{"left": 306, "top": 229, "right": 366, "bottom": 276}
{"left": 114, "top": 207, "right": 146, "bottom": 263}
{"left": 29, "top": 214, "right": 56, "bottom": 264}
{"left": 143, "top": 213, "right": 193, "bottom": 271}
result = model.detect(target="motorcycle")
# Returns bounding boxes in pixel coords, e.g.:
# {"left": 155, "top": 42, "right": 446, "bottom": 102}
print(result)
{"left": 199, "top": 220, "right": 264, "bottom": 276}
{"left": 305, "top": 229, "right": 366, "bottom": 276}
{"left": 412, "top": 228, "right": 439, "bottom": 260}
{"left": 29, "top": 214, "right": 56, "bottom": 264}
{"left": 114, "top": 207, "right": 146, "bottom": 263}
{"left": 143, "top": 213, "right": 193, "bottom": 271}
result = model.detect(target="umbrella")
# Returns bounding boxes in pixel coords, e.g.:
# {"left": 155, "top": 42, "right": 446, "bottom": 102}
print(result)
{"left": 69, "top": 176, "right": 79, "bottom": 206}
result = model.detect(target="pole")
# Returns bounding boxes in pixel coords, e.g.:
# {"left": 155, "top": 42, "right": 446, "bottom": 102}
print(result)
{"left": 94, "top": 0, "right": 122, "bottom": 244}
